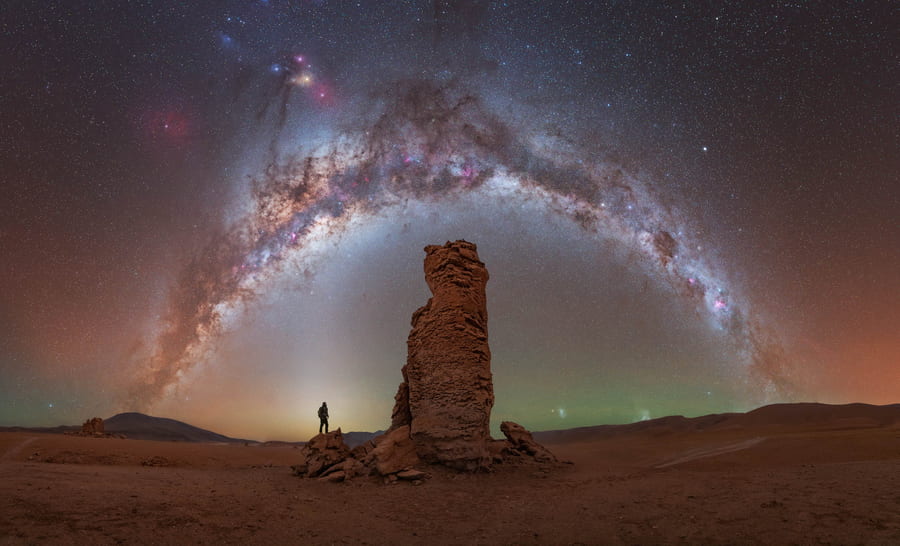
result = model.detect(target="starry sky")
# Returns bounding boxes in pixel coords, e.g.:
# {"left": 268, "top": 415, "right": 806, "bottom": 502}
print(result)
{"left": 1, "top": 1, "right": 897, "bottom": 440}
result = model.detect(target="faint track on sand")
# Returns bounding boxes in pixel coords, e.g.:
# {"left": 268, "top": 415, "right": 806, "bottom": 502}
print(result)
{"left": 654, "top": 437, "right": 766, "bottom": 468}
{"left": 1, "top": 436, "right": 39, "bottom": 463}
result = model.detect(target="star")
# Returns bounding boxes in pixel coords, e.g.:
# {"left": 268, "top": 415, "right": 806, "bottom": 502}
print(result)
{"left": 291, "top": 72, "right": 314, "bottom": 87}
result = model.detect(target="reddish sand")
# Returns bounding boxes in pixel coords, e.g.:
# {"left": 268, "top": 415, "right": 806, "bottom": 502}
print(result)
{"left": 2, "top": 410, "right": 900, "bottom": 544}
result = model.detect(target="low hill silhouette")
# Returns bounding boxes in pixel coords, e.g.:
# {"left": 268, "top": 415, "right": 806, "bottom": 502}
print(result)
{"left": 0, "top": 413, "right": 247, "bottom": 442}
{"left": 102, "top": 413, "right": 252, "bottom": 443}
{"left": 341, "top": 430, "right": 385, "bottom": 448}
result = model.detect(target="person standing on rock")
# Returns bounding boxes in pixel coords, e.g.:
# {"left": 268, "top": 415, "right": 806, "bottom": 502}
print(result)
{"left": 318, "top": 402, "right": 329, "bottom": 434}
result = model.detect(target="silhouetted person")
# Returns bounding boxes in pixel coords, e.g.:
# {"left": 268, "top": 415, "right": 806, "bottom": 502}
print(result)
{"left": 318, "top": 402, "right": 329, "bottom": 434}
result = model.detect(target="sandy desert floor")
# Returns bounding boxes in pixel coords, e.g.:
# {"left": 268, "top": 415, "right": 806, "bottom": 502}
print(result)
{"left": 2, "top": 419, "right": 899, "bottom": 545}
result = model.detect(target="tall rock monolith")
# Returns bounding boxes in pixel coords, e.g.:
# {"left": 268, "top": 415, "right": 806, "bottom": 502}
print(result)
{"left": 292, "top": 239, "right": 564, "bottom": 482}
{"left": 391, "top": 240, "right": 494, "bottom": 471}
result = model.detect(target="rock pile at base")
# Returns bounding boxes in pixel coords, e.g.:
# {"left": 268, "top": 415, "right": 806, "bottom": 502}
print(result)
{"left": 292, "top": 427, "right": 427, "bottom": 483}
{"left": 292, "top": 240, "right": 562, "bottom": 483}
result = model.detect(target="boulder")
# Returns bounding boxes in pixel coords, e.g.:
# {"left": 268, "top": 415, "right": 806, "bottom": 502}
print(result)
{"left": 488, "top": 438, "right": 513, "bottom": 463}
{"left": 396, "top": 469, "right": 428, "bottom": 481}
{"left": 319, "top": 470, "right": 346, "bottom": 482}
{"left": 293, "top": 429, "right": 352, "bottom": 478}
{"left": 365, "top": 425, "right": 421, "bottom": 475}
{"left": 349, "top": 438, "right": 378, "bottom": 461}
{"left": 500, "top": 421, "right": 558, "bottom": 463}
{"left": 339, "top": 457, "right": 367, "bottom": 480}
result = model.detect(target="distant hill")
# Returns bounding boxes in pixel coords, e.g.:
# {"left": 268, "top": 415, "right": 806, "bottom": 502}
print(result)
{"left": 0, "top": 424, "right": 79, "bottom": 434}
{"left": 342, "top": 430, "right": 385, "bottom": 448}
{"left": 735, "top": 402, "right": 900, "bottom": 428}
{"left": 103, "top": 413, "right": 252, "bottom": 443}
{"left": 533, "top": 402, "right": 900, "bottom": 444}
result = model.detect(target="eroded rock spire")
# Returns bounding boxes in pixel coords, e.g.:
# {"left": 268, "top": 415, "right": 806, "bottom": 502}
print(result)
{"left": 391, "top": 240, "right": 494, "bottom": 471}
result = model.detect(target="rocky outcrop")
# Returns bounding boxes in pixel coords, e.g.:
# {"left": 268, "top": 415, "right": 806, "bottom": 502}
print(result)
{"left": 292, "top": 427, "right": 420, "bottom": 482}
{"left": 291, "top": 429, "right": 353, "bottom": 479}
{"left": 64, "top": 417, "right": 124, "bottom": 438}
{"left": 499, "top": 421, "right": 559, "bottom": 463}
{"left": 293, "top": 240, "right": 562, "bottom": 483}
{"left": 392, "top": 240, "right": 494, "bottom": 471}
{"left": 81, "top": 417, "right": 105, "bottom": 435}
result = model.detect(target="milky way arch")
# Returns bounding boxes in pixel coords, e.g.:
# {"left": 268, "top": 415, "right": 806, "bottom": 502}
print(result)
{"left": 126, "top": 80, "right": 795, "bottom": 409}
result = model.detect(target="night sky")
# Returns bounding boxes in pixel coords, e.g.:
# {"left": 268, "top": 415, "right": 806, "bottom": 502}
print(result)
{"left": 2, "top": 1, "right": 897, "bottom": 440}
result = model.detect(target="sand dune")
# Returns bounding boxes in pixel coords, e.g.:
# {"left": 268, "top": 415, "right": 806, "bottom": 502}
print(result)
{"left": 2, "top": 402, "right": 899, "bottom": 544}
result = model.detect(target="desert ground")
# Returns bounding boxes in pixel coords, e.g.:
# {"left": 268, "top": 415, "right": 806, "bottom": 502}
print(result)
{"left": 2, "top": 406, "right": 900, "bottom": 545}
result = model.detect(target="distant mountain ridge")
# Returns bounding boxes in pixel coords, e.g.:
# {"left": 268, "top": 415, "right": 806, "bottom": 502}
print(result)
{"left": 3, "top": 403, "right": 898, "bottom": 444}
{"left": 532, "top": 402, "right": 900, "bottom": 443}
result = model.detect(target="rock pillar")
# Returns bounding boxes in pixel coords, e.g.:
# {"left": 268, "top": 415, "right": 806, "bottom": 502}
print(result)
{"left": 391, "top": 240, "right": 494, "bottom": 471}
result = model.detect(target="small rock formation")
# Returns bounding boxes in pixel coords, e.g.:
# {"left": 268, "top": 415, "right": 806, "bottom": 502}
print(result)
{"left": 293, "top": 240, "right": 561, "bottom": 483}
{"left": 392, "top": 240, "right": 494, "bottom": 471}
{"left": 352, "top": 425, "right": 416, "bottom": 475}
{"left": 141, "top": 456, "right": 174, "bottom": 467}
{"left": 64, "top": 417, "right": 125, "bottom": 438}
{"left": 499, "top": 421, "right": 559, "bottom": 463}
{"left": 291, "top": 429, "right": 355, "bottom": 480}
{"left": 81, "top": 417, "right": 105, "bottom": 435}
